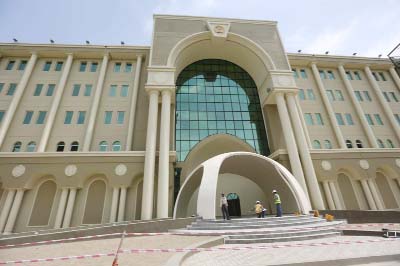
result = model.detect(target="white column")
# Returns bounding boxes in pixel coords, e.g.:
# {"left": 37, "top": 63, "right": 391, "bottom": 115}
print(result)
{"left": 322, "top": 181, "right": 335, "bottom": 210}
{"left": 54, "top": 188, "right": 68, "bottom": 229}
{"left": 0, "top": 189, "right": 16, "bottom": 233}
{"left": 338, "top": 65, "right": 378, "bottom": 148}
{"left": 295, "top": 97, "right": 312, "bottom": 148}
{"left": 365, "top": 66, "right": 400, "bottom": 142}
{"left": 157, "top": 88, "right": 172, "bottom": 218}
{"left": 83, "top": 54, "right": 109, "bottom": 151}
{"left": 126, "top": 55, "right": 143, "bottom": 150}
{"left": 38, "top": 53, "right": 73, "bottom": 152}
{"left": 62, "top": 188, "right": 77, "bottom": 228}
{"left": 0, "top": 52, "right": 38, "bottom": 148}
{"left": 286, "top": 93, "right": 324, "bottom": 209}
{"left": 329, "top": 181, "right": 343, "bottom": 210}
{"left": 3, "top": 189, "right": 24, "bottom": 234}
{"left": 117, "top": 187, "right": 127, "bottom": 222}
{"left": 367, "top": 179, "right": 385, "bottom": 210}
{"left": 389, "top": 67, "right": 400, "bottom": 90}
{"left": 275, "top": 93, "right": 308, "bottom": 192}
{"left": 110, "top": 187, "right": 119, "bottom": 223}
{"left": 141, "top": 89, "right": 160, "bottom": 220}
{"left": 311, "top": 63, "right": 346, "bottom": 148}
{"left": 360, "top": 179, "right": 377, "bottom": 210}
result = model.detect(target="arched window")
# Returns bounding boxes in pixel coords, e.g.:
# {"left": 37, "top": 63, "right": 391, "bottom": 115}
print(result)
{"left": 12, "top": 141, "right": 22, "bottom": 152}
{"left": 377, "top": 139, "right": 385, "bottom": 148}
{"left": 99, "top": 141, "right": 108, "bottom": 151}
{"left": 324, "top": 140, "right": 332, "bottom": 149}
{"left": 70, "top": 141, "right": 79, "bottom": 151}
{"left": 312, "top": 140, "right": 321, "bottom": 149}
{"left": 112, "top": 141, "right": 121, "bottom": 151}
{"left": 386, "top": 139, "right": 395, "bottom": 148}
{"left": 26, "top": 141, "right": 36, "bottom": 152}
{"left": 56, "top": 141, "right": 65, "bottom": 152}
{"left": 355, "top": 139, "right": 363, "bottom": 148}
{"left": 346, "top": 140, "right": 353, "bottom": 148}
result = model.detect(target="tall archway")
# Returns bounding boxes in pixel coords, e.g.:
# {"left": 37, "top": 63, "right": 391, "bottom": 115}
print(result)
{"left": 135, "top": 180, "right": 143, "bottom": 220}
{"left": 82, "top": 180, "right": 106, "bottom": 224}
{"left": 337, "top": 173, "right": 359, "bottom": 210}
{"left": 29, "top": 180, "right": 57, "bottom": 226}
{"left": 376, "top": 172, "right": 398, "bottom": 209}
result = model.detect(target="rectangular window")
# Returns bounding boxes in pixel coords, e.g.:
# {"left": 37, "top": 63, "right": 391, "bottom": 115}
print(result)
{"left": 117, "top": 111, "right": 125, "bottom": 124}
{"left": 335, "top": 113, "right": 345, "bottom": 125}
{"left": 307, "top": 89, "right": 315, "bottom": 100}
{"left": 90, "top": 62, "right": 98, "bottom": 72}
{"left": 34, "top": 84, "right": 43, "bottom": 96}
{"left": 46, "top": 84, "right": 55, "bottom": 96}
{"left": 114, "top": 62, "right": 121, "bottom": 72}
{"left": 315, "top": 113, "right": 324, "bottom": 125}
{"left": 372, "top": 72, "right": 379, "bottom": 81}
{"left": 36, "top": 111, "right": 47, "bottom": 124}
{"left": 304, "top": 113, "right": 314, "bottom": 125}
{"left": 104, "top": 111, "right": 112, "bottom": 124}
{"left": 84, "top": 84, "right": 92, "bottom": 96}
{"left": 64, "top": 111, "right": 73, "bottom": 124}
{"left": 292, "top": 69, "right": 299, "bottom": 79}
{"left": 43, "top": 61, "right": 52, "bottom": 71}
{"left": 72, "top": 84, "right": 80, "bottom": 96}
{"left": 327, "top": 70, "right": 335, "bottom": 80}
{"left": 109, "top": 85, "right": 117, "bottom": 96}
{"left": 125, "top": 63, "right": 132, "bottom": 72}
{"left": 6, "top": 60, "right": 15, "bottom": 70}
{"left": 383, "top": 92, "right": 390, "bottom": 102}
{"left": 23, "top": 111, "right": 34, "bottom": 124}
{"left": 18, "top": 60, "right": 27, "bottom": 71}
{"left": 79, "top": 62, "right": 87, "bottom": 72}
{"left": 319, "top": 70, "right": 327, "bottom": 79}
{"left": 354, "top": 91, "right": 363, "bottom": 101}
{"left": 55, "top": 61, "right": 63, "bottom": 71}
{"left": 298, "top": 89, "right": 305, "bottom": 100}
{"left": 0, "top": 111, "right": 4, "bottom": 122}
{"left": 345, "top": 113, "right": 354, "bottom": 125}
{"left": 378, "top": 72, "right": 386, "bottom": 81}
{"left": 374, "top": 114, "right": 383, "bottom": 125}
{"left": 345, "top": 71, "right": 353, "bottom": 80}
{"left": 363, "top": 91, "right": 371, "bottom": 101}
{"left": 0, "top": 83, "right": 4, "bottom": 93}
{"left": 121, "top": 85, "right": 129, "bottom": 97}
{"left": 335, "top": 90, "right": 344, "bottom": 101}
{"left": 365, "top": 114, "right": 374, "bottom": 125}
{"left": 395, "top": 114, "right": 400, "bottom": 125}
{"left": 390, "top": 92, "right": 398, "bottom": 102}
{"left": 300, "top": 69, "right": 307, "bottom": 79}
{"left": 354, "top": 71, "right": 361, "bottom": 80}
{"left": 7, "top": 83, "right": 17, "bottom": 95}
{"left": 326, "top": 90, "right": 335, "bottom": 101}
{"left": 77, "top": 111, "right": 86, "bottom": 124}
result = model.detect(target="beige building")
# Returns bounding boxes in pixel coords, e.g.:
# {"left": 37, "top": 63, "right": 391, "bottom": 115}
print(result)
{"left": 0, "top": 15, "right": 399, "bottom": 234}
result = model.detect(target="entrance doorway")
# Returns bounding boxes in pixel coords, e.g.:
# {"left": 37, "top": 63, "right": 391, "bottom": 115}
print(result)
{"left": 227, "top": 193, "right": 241, "bottom": 217}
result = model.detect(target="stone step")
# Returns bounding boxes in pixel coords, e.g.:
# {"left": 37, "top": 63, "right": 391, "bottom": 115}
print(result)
{"left": 226, "top": 227, "right": 339, "bottom": 239}
{"left": 193, "top": 216, "right": 321, "bottom": 225}
{"left": 224, "top": 231, "right": 341, "bottom": 244}
{"left": 197, "top": 215, "right": 313, "bottom": 223}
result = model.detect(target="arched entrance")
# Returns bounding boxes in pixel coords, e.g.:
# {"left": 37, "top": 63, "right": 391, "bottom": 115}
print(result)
{"left": 174, "top": 152, "right": 311, "bottom": 219}
{"left": 226, "top": 193, "right": 241, "bottom": 217}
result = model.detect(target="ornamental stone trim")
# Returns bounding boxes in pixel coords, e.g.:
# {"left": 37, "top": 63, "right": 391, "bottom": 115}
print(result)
{"left": 12, "top": 165, "right": 25, "bottom": 178}
{"left": 65, "top": 165, "right": 77, "bottom": 177}
{"left": 321, "top": 160, "right": 332, "bottom": 171}
{"left": 115, "top": 164, "right": 127, "bottom": 176}
{"left": 359, "top": 160, "right": 370, "bottom": 170}
{"left": 395, "top": 158, "right": 400, "bottom": 168}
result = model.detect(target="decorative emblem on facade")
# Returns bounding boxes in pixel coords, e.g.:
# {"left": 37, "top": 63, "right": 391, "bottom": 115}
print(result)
{"left": 321, "top": 161, "right": 332, "bottom": 171}
{"left": 359, "top": 160, "right": 370, "bottom": 170}
{"left": 214, "top": 25, "right": 225, "bottom": 34}
{"left": 115, "top": 164, "right": 127, "bottom": 176}
{"left": 65, "top": 165, "right": 77, "bottom": 177}
{"left": 207, "top": 21, "right": 230, "bottom": 39}
{"left": 12, "top": 165, "right": 25, "bottom": 178}
{"left": 395, "top": 158, "right": 400, "bottom": 168}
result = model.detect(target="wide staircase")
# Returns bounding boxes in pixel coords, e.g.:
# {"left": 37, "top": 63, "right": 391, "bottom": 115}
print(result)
{"left": 173, "top": 215, "right": 344, "bottom": 244}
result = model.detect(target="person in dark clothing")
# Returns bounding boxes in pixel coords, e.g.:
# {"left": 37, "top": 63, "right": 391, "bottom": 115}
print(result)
{"left": 220, "top": 193, "right": 230, "bottom": 220}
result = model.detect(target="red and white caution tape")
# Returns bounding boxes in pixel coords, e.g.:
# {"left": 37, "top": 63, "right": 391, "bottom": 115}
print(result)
{"left": 0, "top": 238, "right": 397, "bottom": 265}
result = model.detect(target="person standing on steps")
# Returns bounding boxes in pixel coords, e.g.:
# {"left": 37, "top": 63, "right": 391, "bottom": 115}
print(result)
{"left": 272, "top": 190, "right": 282, "bottom": 217}
{"left": 220, "top": 193, "right": 230, "bottom": 220}
{"left": 254, "top": 201, "right": 264, "bottom": 218}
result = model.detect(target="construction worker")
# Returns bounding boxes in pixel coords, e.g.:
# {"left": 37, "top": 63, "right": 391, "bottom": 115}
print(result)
{"left": 272, "top": 190, "right": 282, "bottom": 217}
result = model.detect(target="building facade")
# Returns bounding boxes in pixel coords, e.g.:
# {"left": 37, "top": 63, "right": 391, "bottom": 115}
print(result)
{"left": 0, "top": 15, "right": 399, "bottom": 233}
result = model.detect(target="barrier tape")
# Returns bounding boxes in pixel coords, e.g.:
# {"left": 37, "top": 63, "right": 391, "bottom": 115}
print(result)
{"left": 0, "top": 238, "right": 397, "bottom": 265}
{"left": 1, "top": 223, "right": 398, "bottom": 250}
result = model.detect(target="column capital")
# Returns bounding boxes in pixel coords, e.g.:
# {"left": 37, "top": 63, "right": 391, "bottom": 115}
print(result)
{"left": 146, "top": 87, "right": 161, "bottom": 96}
{"left": 65, "top": 52, "right": 74, "bottom": 57}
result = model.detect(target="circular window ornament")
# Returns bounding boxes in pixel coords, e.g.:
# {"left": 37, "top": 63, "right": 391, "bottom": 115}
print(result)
{"left": 12, "top": 165, "right": 26, "bottom": 178}
{"left": 359, "top": 160, "right": 370, "bottom": 170}
{"left": 321, "top": 161, "right": 332, "bottom": 171}
{"left": 395, "top": 158, "right": 400, "bottom": 168}
{"left": 115, "top": 164, "right": 127, "bottom": 176}
{"left": 65, "top": 165, "right": 77, "bottom": 177}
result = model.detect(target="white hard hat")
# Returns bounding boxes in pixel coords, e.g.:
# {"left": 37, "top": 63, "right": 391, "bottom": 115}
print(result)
{"left": 256, "top": 201, "right": 260, "bottom": 203}
{"left": 272, "top": 190, "right": 277, "bottom": 193}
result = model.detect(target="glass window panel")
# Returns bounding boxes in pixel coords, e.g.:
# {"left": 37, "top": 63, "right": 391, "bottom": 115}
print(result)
{"left": 34, "top": 84, "right": 43, "bottom": 96}
{"left": 315, "top": 113, "right": 324, "bottom": 125}
{"left": 335, "top": 90, "right": 344, "bottom": 101}
{"left": 109, "top": 85, "right": 117, "bottom": 96}
{"left": 335, "top": 113, "right": 345, "bottom": 125}
{"left": 55, "top": 61, "right": 63, "bottom": 71}
{"left": 77, "top": 111, "right": 86, "bottom": 124}
{"left": 114, "top": 62, "right": 121, "bottom": 72}
{"left": 90, "top": 62, "right": 98, "bottom": 72}
{"left": 6, "top": 60, "right": 15, "bottom": 70}
{"left": 7, "top": 83, "right": 17, "bottom": 95}
{"left": 345, "top": 113, "right": 354, "bottom": 125}
{"left": 121, "top": 85, "right": 129, "bottom": 97}
{"left": 36, "top": 111, "right": 46, "bottom": 124}
{"left": 43, "top": 61, "right": 52, "bottom": 71}
{"left": 84, "top": 84, "right": 92, "bottom": 96}
{"left": 374, "top": 114, "right": 383, "bottom": 125}
{"left": 18, "top": 60, "right": 27, "bottom": 71}
{"left": 125, "top": 63, "right": 132, "bottom": 72}
{"left": 365, "top": 114, "right": 374, "bottom": 125}
{"left": 72, "top": 84, "right": 80, "bottom": 96}
{"left": 23, "top": 111, "right": 34, "bottom": 124}
{"left": 307, "top": 89, "right": 315, "bottom": 100}
{"left": 46, "top": 84, "right": 55, "bottom": 96}
{"left": 79, "top": 62, "right": 87, "bottom": 72}
{"left": 355, "top": 91, "right": 363, "bottom": 101}
{"left": 64, "top": 111, "right": 73, "bottom": 124}
{"left": 298, "top": 89, "right": 305, "bottom": 100}
{"left": 363, "top": 91, "right": 371, "bottom": 101}
{"left": 104, "top": 111, "right": 112, "bottom": 124}
{"left": 0, "top": 111, "right": 5, "bottom": 122}
{"left": 304, "top": 113, "right": 314, "bottom": 125}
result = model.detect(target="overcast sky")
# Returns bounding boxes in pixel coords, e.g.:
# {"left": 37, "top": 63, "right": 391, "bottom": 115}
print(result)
{"left": 0, "top": 0, "right": 399, "bottom": 57}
